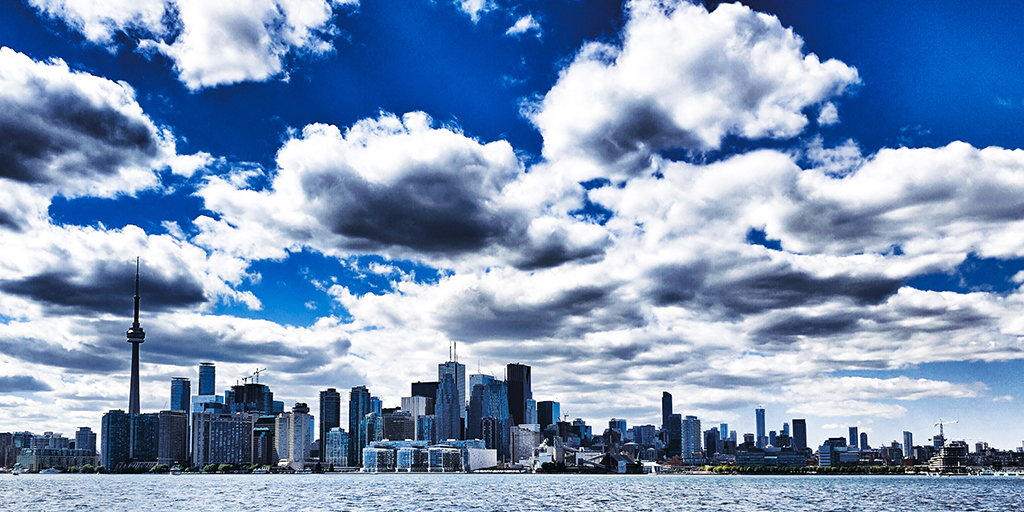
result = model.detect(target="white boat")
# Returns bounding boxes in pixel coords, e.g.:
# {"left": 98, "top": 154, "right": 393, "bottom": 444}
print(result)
{"left": 252, "top": 468, "right": 269, "bottom": 474}
{"left": 39, "top": 468, "right": 60, "bottom": 474}
{"left": 169, "top": 465, "right": 183, "bottom": 476}
{"left": 11, "top": 464, "right": 24, "bottom": 475}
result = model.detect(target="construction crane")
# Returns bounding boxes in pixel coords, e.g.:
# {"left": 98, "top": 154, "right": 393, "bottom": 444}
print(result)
{"left": 252, "top": 367, "right": 267, "bottom": 384}
{"left": 934, "top": 418, "right": 959, "bottom": 441}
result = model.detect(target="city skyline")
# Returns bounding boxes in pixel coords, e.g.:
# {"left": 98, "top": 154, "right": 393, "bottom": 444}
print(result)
{"left": 2, "top": 0, "right": 1024, "bottom": 449}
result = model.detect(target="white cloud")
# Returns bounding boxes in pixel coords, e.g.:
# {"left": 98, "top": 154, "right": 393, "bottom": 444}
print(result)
{"left": 526, "top": 0, "right": 859, "bottom": 179}
{"left": 28, "top": 0, "right": 358, "bottom": 90}
{"left": 506, "top": 14, "right": 541, "bottom": 38}
{"left": 454, "top": 0, "right": 494, "bottom": 23}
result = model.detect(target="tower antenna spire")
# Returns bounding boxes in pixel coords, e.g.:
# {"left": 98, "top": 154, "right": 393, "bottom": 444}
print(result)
{"left": 132, "top": 257, "right": 141, "bottom": 328}
{"left": 126, "top": 257, "right": 146, "bottom": 415}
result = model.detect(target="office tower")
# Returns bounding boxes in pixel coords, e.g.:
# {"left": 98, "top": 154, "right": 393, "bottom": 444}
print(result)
{"left": 666, "top": 414, "right": 682, "bottom": 457}
{"left": 319, "top": 388, "right": 341, "bottom": 458}
{"left": 525, "top": 399, "right": 537, "bottom": 424}
{"left": 743, "top": 432, "right": 755, "bottom": 444}
{"left": 436, "top": 373, "right": 461, "bottom": 441}
{"left": 860, "top": 432, "right": 869, "bottom": 450}
{"left": 438, "top": 360, "right": 466, "bottom": 421}
{"left": 467, "top": 380, "right": 510, "bottom": 461}
{"left": 401, "top": 396, "right": 431, "bottom": 440}
{"left": 170, "top": 378, "right": 191, "bottom": 415}
{"left": 276, "top": 403, "right": 313, "bottom": 468}
{"left": 75, "top": 427, "right": 97, "bottom": 455}
{"left": 755, "top": 407, "right": 766, "bottom": 448}
{"left": 369, "top": 396, "right": 382, "bottom": 416}
{"left": 609, "top": 418, "right": 627, "bottom": 434}
{"left": 348, "top": 386, "right": 371, "bottom": 466}
{"left": 101, "top": 410, "right": 131, "bottom": 469}
{"left": 782, "top": 422, "right": 790, "bottom": 436}
{"left": 538, "top": 401, "right": 561, "bottom": 430}
{"left": 792, "top": 419, "right": 807, "bottom": 450}
{"left": 411, "top": 381, "right": 440, "bottom": 414}
{"left": 769, "top": 430, "right": 777, "bottom": 447}
{"left": 157, "top": 410, "right": 188, "bottom": 464}
{"left": 126, "top": 258, "right": 146, "bottom": 415}
{"left": 470, "top": 373, "right": 495, "bottom": 390}
{"left": 359, "top": 411, "right": 384, "bottom": 462}
{"left": 252, "top": 416, "right": 277, "bottom": 467}
{"left": 682, "top": 415, "right": 702, "bottom": 462}
{"left": 849, "top": 426, "right": 859, "bottom": 450}
{"left": 383, "top": 411, "right": 415, "bottom": 440}
{"left": 227, "top": 382, "right": 274, "bottom": 414}
{"left": 506, "top": 363, "right": 532, "bottom": 425}
{"left": 662, "top": 392, "right": 672, "bottom": 429}
{"left": 323, "top": 427, "right": 348, "bottom": 467}
{"left": 198, "top": 363, "right": 216, "bottom": 395}
{"left": 720, "top": 423, "right": 728, "bottom": 442}
{"left": 192, "top": 412, "right": 257, "bottom": 468}
{"left": 417, "top": 415, "right": 436, "bottom": 444}
{"left": 704, "top": 427, "right": 720, "bottom": 458}
{"left": 130, "top": 413, "right": 159, "bottom": 461}
{"left": 903, "top": 431, "right": 913, "bottom": 457}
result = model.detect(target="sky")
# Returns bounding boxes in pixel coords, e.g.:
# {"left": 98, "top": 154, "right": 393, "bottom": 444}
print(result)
{"left": 1, "top": 0, "right": 1024, "bottom": 450}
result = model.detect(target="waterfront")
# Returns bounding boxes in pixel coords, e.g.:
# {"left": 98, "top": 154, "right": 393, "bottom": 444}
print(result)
{"left": 1, "top": 473, "right": 1023, "bottom": 511}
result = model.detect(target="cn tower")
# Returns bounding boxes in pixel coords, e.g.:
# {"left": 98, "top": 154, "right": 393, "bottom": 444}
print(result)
{"left": 126, "top": 257, "right": 145, "bottom": 414}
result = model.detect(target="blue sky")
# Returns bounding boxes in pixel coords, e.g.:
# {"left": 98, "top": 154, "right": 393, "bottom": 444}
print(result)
{"left": 2, "top": 0, "right": 1024, "bottom": 450}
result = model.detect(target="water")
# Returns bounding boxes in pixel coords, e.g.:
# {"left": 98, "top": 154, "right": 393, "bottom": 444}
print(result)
{"left": 1, "top": 473, "right": 1023, "bottom": 511}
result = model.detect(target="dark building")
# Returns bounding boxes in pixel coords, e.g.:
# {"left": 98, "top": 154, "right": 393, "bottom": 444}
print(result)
{"left": 662, "top": 391, "right": 672, "bottom": 429}
{"left": 411, "top": 381, "right": 439, "bottom": 416}
{"left": 436, "top": 373, "right": 461, "bottom": 441}
{"left": 126, "top": 259, "right": 146, "bottom": 415}
{"left": 171, "top": 378, "right": 191, "bottom": 415}
{"left": 319, "top": 388, "right": 341, "bottom": 458}
{"left": 252, "top": 415, "right": 277, "bottom": 466}
{"left": 506, "top": 363, "right": 532, "bottom": 426}
{"left": 157, "top": 410, "right": 188, "bottom": 465}
{"left": 227, "top": 383, "right": 274, "bottom": 414}
{"left": 467, "top": 380, "right": 510, "bottom": 461}
{"left": 383, "top": 411, "right": 415, "bottom": 441}
{"left": 792, "top": 419, "right": 807, "bottom": 450}
{"left": 130, "top": 413, "right": 159, "bottom": 462}
{"left": 75, "top": 427, "right": 97, "bottom": 456}
{"left": 101, "top": 409, "right": 131, "bottom": 469}
{"left": 665, "top": 413, "right": 682, "bottom": 458}
{"left": 538, "top": 401, "right": 560, "bottom": 430}
{"left": 198, "top": 363, "right": 216, "bottom": 396}
{"left": 348, "top": 386, "right": 371, "bottom": 466}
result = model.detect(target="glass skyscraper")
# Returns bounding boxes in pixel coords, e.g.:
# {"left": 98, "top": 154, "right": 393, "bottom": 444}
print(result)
{"left": 506, "top": 363, "right": 531, "bottom": 426}
{"left": 198, "top": 362, "right": 216, "bottom": 396}
{"left": 170, "top": 377, "right": 191, "bottom": 414}
{"left": 319, "top": 388, "right": 341, "bottom": 457}
{"left": 755, "top": 407, "right": 766, "bottom": 448}
{"left": 348, "top": 386, "right": 371, "bottom": 466}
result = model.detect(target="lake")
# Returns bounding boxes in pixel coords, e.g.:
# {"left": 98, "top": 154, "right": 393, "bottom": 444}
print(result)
{"left": 1, "top": 473, "right": 1022, "bottom": 511}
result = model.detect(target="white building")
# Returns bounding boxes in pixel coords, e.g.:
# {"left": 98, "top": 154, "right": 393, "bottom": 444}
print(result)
{"left": 276, "top": 403, "right": 313, "bottom": 470}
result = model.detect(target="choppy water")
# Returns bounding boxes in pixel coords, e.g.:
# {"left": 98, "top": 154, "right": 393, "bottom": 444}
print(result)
{"left": 1, "top": 473, "right": 1023, "bottom": 511}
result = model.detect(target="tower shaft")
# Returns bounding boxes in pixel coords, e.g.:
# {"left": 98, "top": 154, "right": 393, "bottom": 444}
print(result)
{"left": 126, "top": 257, "right": 146, "bottom": 414}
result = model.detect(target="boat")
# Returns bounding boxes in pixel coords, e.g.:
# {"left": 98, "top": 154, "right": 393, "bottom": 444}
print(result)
{"left": 169, "top": 464, "right": 183, "bottom": 476}
{"left": 252, "top": 467, "right": 269, "bottom": 474}
{"left": 11, "top": 464, "right": 24, "bottom": 475}
{"left": 39, "top": 468, "right": 60, "bottom": 474}
{"left": 295, "top": 468, "right": 313, "bottom": 474}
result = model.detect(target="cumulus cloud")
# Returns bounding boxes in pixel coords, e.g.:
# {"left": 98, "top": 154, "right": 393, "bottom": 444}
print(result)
{"left": 0, "top": 47, "right": 175, "bottom": 198}
{"left": 28, "top": 0, "right": 358, "bottom": 90}
{"left": 453, "top": 0, "right": 494, "bottom": 22}
{"left": 506, "top": 14, "right": 541, "bottom": 38}
{"left": 525, "top": 0, "right": 859, "bottom": 178}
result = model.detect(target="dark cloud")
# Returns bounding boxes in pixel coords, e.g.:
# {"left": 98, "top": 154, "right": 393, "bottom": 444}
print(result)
{"left": 0, "top": 338, "right": 120, "bottom": 373}
{"left": 581, "top": 99, "right": 703, "bottom": 173}
{"left": 0, "top": 375, "right": 52, "bottom": 392}
{"left": 0, "top": 261, "right": 206, "bottom": 316}
{"left": 0, "top": 208, "right": 22, "bottom": 232}
{"left": 647, "top": 258, "right": 902, "bottom": 315}
{"left": 753, "top": 311, "right": 862, "bottom": 340}
{"left": 443, "top": 284, "right": 644, "bottom": 342}
{"left": 0, "top": 89, "right": 159, "bottom": 185}
{"left": 512, "top": 229, "right": 611, "bottom": 270}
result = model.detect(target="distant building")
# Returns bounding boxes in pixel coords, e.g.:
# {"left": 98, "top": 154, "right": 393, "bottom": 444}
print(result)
{"left": 903, "top": 431, "right": 914, "bottom": 460}
{"left": 252, "top": 415, "right": 277, "bottom": 467}
{"left": 276, "top": 403, "right": 313, "bottom": 470}
{"left": 506, "top": 363, "right": 532, "bottom": 426}
{"left": 792, "top": 419, "right": 807, "bottom": 450}
{"left": 849, "top": 426, "right": 859, "bottom": 450}
{"left": 525, "top": 399, "right": 537, "bottom": 425}
{"left": 323, "top": 427, "right": 348, "bottom": 467}
{"left": 130, "top": 413, "right": 159, "bottom": 462}
{"left": 538, "top": 401, "right": 560, "bottom": 430}
{"left": 662, "top": 392, "right": 672, "bottom": 430}
{"left": 383, "top": 411, "right": 415, "bottom": 441}
{"left": 467, "top": 379, "right": 510, "bottom": 461}
{"left": 75, "top": 427, "right": 97, "bottom": 456}
{"left": 157, "top": 410, "right": 189, "bottom": 465}
{"left": 198, "top": 363, "right": 216, "bottom": 395}
{"left": 226, "top": 383, "right": 274, "bottom": 415}
{"left": 755, "top": 407, "right": 766, "bottom": 449}
{"left": 436, "top": 373, "right": 462, "bottom": 441}
{"left": 170, "top": 378, "right": 191, "bottom": 415}
{"left": 682, "top": 416, "right": 703, "bottom": 464}
{"left": 319, "top": 388, "right": 341, "bottom": 458}
{"left": 928, "top": 440, "right": 969, "bottom": 473}
{"left": 401, "top": 396, "right": 432, "bottom": 440}
{"left": 348, "top": 386, "right": 371, "bottom": 466}
{"left": 192, "top": 412, "right": 257, "bottom": 468}
{"left": 511, "top": 424, "right": 542, "bottom": 465}
{"left": 665, "top": 414, "right": 682, "bottom": 458}
{"left": 438, "top": 360, "right": 466, "bottom": 422}
{"left": 101, "top": 410, "right": 131, "bottom": 469}
{"left": 860, "top": 432, "right": 869, "bottom": 450}
{"left": 410, "top": 382, "right": 439, "bottom": 414}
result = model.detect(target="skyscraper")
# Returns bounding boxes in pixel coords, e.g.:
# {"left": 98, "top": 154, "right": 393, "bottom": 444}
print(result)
{"left": 438, "top": 360, "right": 466, "bottom": 422}
{"left": 903, "top": 431, "right": 913, "bottom": 458}
{"left": 75, "top": 427, "right": 97, "bottom": 456}
{"left": 682, "top": 415, "right": 702, "bottom": 463}
{"left": 849, "top": 426, "right": 859, "bottom": 450}
{"left": 276, "top": 402, "right": 313, "bottom": 469}
{"left": 436, "top": 372, "right": 461, "bottom": 441}
{"left": 157, "top": 410, "right": 188, "bottom": 464}
{"left": 101, "top": 410, "right": 130, "bottom": 469}
{"left": 662, "top": 392, "right": 672, "bottom": 429}
{"left": 319, "top": 388, "right": 341, "bottom": 458}
{"left": 126, "top": 258, "right": 146, "bottom": 415}
{"left": 860, "top": 432, "right": 869, "bottom": 450}
{"left": 348, "top": 386, "right": 371, "bottom": 466}
{"left": 538, "top": 401, "right": 560, "bottom": 430}
{"left": 506, "top": 363, "right": 532, "bottom": 426}
{"left": 792, "top": 419, "right": 807, "bottom": 450}
{"left": 130, "top": 412, "right": 159, "bottom": 461}
{"left": 198, "top": 363, "right": 216, "bottom": 396}
{"left": 170, "top": 377, "right": 191, "bottom": 415}
{"left": 755, "top": 407, "right": 766, "bottom": 449}
{"left": 666, "top": 413, "right": 682, "bottom": 457}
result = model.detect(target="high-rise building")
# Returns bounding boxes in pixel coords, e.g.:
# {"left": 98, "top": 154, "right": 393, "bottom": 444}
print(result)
{"left": 75, "top": 427, "right": 97, "bottom": 456}
{"left": 538, "top": 401, "right": 560, "bottom": 430}
{"left": 348, "top": 386, "right": 371, "bottom": 466}
{"left": 506, "top": 363, "right": 532, "bottom": 426}
{"left": 720, "top": 423, "right": 729, "bottom": 441}
{"left": 849, "top": 426, "right": 859, "bottom": 450}
{"left": 411, "top": 381, "right": 439, "bottom": 415}
{"left": 792, "top": 419, "right": 807, "bottom": 450}
{"left": 682, "top": 415, "right": 702, "bottom": 463}
{"left": 319, "top": 388, "right": 341, "bottom": 458}
{"left": 252, "top": 415, "right": 277, "bottom": 467}
{"left": 126, "top": 258, "right": 146, "bottom": 415}
{"left": 276, "top": 403, "right": 313, "bottom": 469}
{"left": 170, "top": 378, "right": 191, "bottom": 415}
{"left": 192, "top": 412, "right": 257, "bottom": 468}
{"left": 666, "top": 414, "right": 682, "bottom": 457}
{"left": 129, "top": 413, "right": 159, "bottom": 462}
{"left": 704, "top": 427, "right": 720, "bottom": 458}
{"left": 662, "top": 392, "right": 672, "bottom": 429}
{"left": 101, "top": 410, "right": 131, "bottom": 469}
{"left": 781, "top": 422, "right": 790, "bottom": 437}
{"left": 323, "top": 427, "right": 348, "bottom": 467}
{"left": 903, "top": 431, "right": 913, "bottom": 459}
{"left": 525, "top": 399, "right": 537, "bottom": 424}
{"left": 436, "top": 373, "right": 462, "bottom": 441}
{"left": 467, "top": 380, "right": 510, "bottom": 461}
{"left": 860, "top": 432, "right": 869, "bottom": 450}
{"left": 383, "top": 411, "right": 415, "bottom": 441}
{"left": 769, "top": 430, "right": 777, "bottom": 447}
{"left": 198, "top": 363, "right": 216, "bottom": 396}
{"left": 469, "top": 373, "right": 495, "bottom": 391}
{"left": 227, "top": 383, "right": 274, "bottom": 414}
{"left": 755, "top": 407, "right": 766, "bottom": 448}
{"left": 157, "top": 410, "right": 188, "bottom": 464}
{"left": 438, "top": 360, "right": 466, "bottom": 421}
